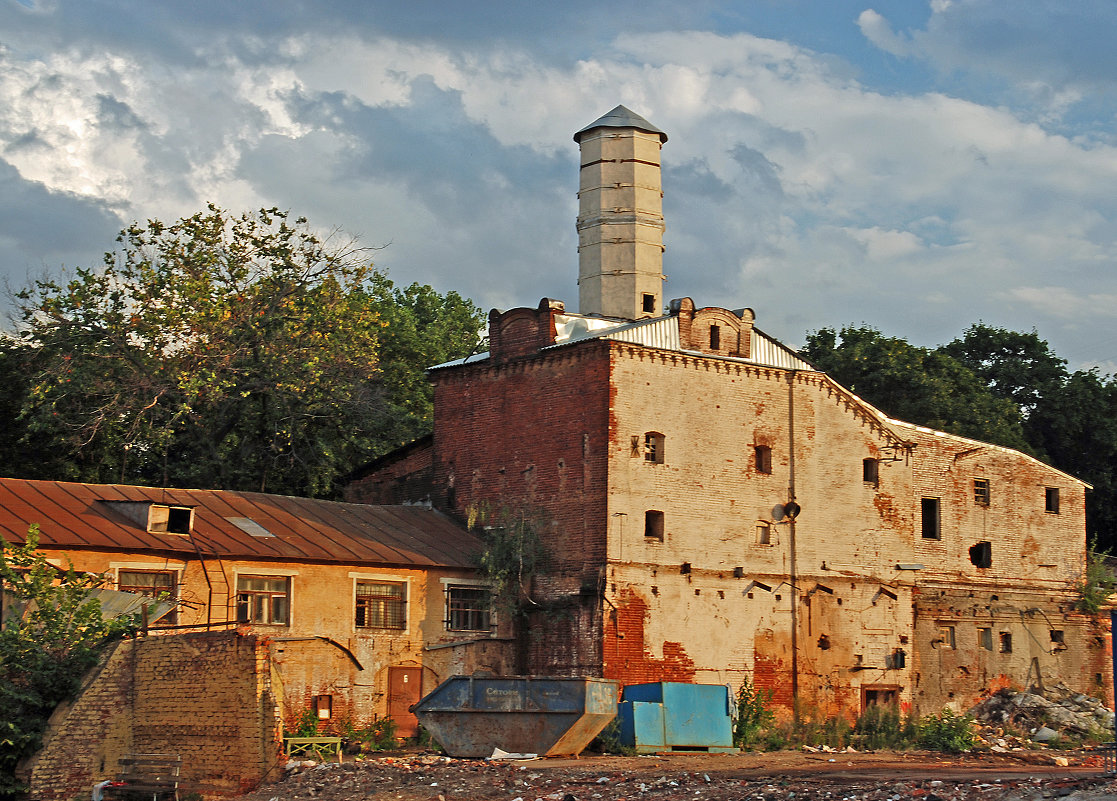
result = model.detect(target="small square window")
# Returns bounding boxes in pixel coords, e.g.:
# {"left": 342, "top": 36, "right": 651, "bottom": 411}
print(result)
{"left": 1000, "top": 632, "right": 1013, "bottom": 653}
{"left": 974, "top": 478, "right": 990, "bottom": 506}
{"left": 754, "top": 445, "right": 772, "bottom": 474}
{"left": 642, "top": 293, "right": 656, "bottom": 314}
{"left": 1050, "top": 630, "right": 1065, "bottom": 649}
{"left": 315, "top": 694, "right": 332, "bottom": 720}
{"left": 645, "top": 510, "right": 665, "bottom": 541}
{"left": 979, "top": 628, "right": 993, "bottom": 651}
{"left": 863, "top": 458, "right": 879, "bottom": 485}
{"left": 921, "top": 498, "right": 941, "bottom": 540}
{"left": 1045, "top": 487, "right": 1060, "bottom": 514}
{"left": 936, "top": 623, "right": 956, "bottom": 649}
{"left": 446, "top": 585, "right": 491, "bottom": 632}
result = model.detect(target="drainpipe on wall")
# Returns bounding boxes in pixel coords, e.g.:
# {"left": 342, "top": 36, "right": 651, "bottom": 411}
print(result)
{"left": 788, "top": 370, "right": 800, "bottom": 727}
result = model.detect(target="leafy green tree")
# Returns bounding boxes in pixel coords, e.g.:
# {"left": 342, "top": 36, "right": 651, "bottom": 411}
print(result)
{"left": 801, "top": 325, "right": 1028, "bottom": 450}
{"left": 0, "top": 527, "right": 136, "bottom": 797}
{"left": 8, "top": 206, "right": 484, "bottom": 497}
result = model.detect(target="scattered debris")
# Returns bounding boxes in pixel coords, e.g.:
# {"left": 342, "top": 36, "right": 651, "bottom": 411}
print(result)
{"left": 970, "top": 683, "right": 1115, "bottom": 743}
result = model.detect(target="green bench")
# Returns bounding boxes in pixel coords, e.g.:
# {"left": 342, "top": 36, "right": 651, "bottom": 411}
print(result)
{"left": 283, "top": 736, "right": 343, "bottom": 762}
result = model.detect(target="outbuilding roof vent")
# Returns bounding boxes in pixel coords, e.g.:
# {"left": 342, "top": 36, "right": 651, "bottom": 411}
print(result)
{"left": 103, "top": 501, "right": 194, "bottom": 536}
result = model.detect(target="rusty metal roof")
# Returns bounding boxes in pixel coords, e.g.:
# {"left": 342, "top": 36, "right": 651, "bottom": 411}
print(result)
{"left": 0, "top": 478, "right": 481, "bottom": 569}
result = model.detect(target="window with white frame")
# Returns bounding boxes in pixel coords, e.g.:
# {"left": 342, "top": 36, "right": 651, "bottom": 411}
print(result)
{"left": 355, "top": 581, "right": 406, "bottom": 630}
{"left": 236, "top": 575, "right": 290, "bottom": 625}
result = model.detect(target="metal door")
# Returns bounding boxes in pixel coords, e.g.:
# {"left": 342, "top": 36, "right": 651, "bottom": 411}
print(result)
{"left": 387, "top": 666, "right": 422, "bottom": 737}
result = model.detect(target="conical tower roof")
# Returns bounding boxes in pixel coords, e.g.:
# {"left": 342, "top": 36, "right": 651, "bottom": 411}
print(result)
{"left": 573, "top": 105, "right": 667, "bottom": 143}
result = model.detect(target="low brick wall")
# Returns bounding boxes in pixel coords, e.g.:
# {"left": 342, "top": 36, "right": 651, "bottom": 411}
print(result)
{"left": 24, "top": 630, "right": 282, "bottom": 800}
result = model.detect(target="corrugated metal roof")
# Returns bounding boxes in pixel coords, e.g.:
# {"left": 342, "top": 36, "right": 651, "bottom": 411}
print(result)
{"left": 0, "top": 478, "right": 481, "bottom": 569}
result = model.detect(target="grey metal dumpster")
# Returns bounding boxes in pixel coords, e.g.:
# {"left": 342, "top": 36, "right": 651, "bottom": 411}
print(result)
{"left": 410, "top": 675, "right": 619, "bottom": 758}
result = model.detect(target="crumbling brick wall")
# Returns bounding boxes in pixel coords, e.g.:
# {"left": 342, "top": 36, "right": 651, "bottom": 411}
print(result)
{"left": 24, "top": 631, "right": 281, "bottom": 800}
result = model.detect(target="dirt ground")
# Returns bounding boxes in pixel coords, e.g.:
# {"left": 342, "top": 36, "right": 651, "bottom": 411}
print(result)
{"left": 238, "top": 748, "right": 1117, "bottom": 801}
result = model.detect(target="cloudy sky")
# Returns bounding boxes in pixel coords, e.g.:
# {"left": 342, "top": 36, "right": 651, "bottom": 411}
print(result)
{"left": 2, "top": 1, "right": 1117, "bottom": 371}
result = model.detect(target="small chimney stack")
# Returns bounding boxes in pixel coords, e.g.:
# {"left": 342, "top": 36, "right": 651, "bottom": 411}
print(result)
{"left": 573, "top": 105, "right": 667, "bottom": 320}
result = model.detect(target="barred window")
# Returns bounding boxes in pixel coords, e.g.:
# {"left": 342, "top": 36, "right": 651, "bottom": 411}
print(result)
{"left": 236, "top": 575, "right": 289, "bottom": 625}
{"left": 446, "top": 585, "right": 491, "bottom": 632}
{"left": 356, "top": 581, "right": 406, "bottom": 630}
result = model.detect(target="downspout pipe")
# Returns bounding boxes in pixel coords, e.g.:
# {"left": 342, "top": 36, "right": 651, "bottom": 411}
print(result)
{"left": 788, "top": 370, "right": 800, "bottom": 726}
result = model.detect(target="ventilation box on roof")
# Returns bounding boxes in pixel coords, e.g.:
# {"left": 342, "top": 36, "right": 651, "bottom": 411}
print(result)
{"left": 103, "top": 501, "right": 194, "bottom": 535}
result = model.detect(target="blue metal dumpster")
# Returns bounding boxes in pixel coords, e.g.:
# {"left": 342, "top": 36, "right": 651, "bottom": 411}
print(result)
{"left": 410, "top": 676, "right": 619, "bottom": 758}
{"left": 618, "top": 682, "right": 736, "bottom": 753}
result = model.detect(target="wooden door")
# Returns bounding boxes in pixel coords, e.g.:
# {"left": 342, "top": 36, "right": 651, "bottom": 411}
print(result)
{"left": 387, "top": 666, "right": 422, "bottom": 737}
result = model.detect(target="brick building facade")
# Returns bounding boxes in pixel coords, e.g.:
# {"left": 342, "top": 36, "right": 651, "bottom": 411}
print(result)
{"left": 346, "top": 106, "right": 1108, "bottom": 720}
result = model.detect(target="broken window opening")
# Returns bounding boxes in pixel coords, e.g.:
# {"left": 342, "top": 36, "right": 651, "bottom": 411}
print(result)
{"left": 862, "top": 687, "right": 900, "bottom": 710}
{"left": 863, "top": 458, "right": 879, "bottom": 486}
{"left": 999, "top": 632, "right": 1013, "bottom": 653}
{"left": 979, "top": 628, "right": 993, "bottom": 651}
{"left": 644, "top": 432, "right": 665, "bottom": 464}
{"left": 969, "top": 541, "right": 992, "bottom": 569}
{"left": 886, "top": 649, "right": 906, "bottom": 669}
{"left": 973, "top": 478, "right": 990, "bottom": 506}
{"left": 236, "top": 575, "right": 290, "bottom": 626}
{"left": 148, "top": 504, "right": 193, "bottom": 535}
{"left": 315, "top": 694, "right": 332, "bottom": 720}
{"left": 117, "top": 569, "right": 178, "bottom": 625}
{"left": 754, "top": 445, "right": 772, "bottom": 475}
{"left": 644, "top": 510, "right": 665, "bottom": 542}
{"left": 756, "top": 521, "right": 772, "bottom": 546}
{"left": 1045, "top": 487, "right": 1060, "bottom": 514}
{"left": 642, "top": 293, "right": 657, "bottom": 314}
{"left": 446, "top": 585, "right": 492, "bottom": 632}
{"left": 1050, "top": 630, "right": 1066, "bottom": 651}
{"left": 921, "top": 498, "right": 941, "bottom": 540}
{"left": 355, "top": 581, "right": 406, "bottom": 630}
{"left": 709, "top": 324, "right": 721, "bottom": 350}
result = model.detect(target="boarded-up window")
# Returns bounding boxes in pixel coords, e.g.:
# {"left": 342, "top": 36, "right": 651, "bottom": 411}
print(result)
{"left": 979, "top": 628, "right": 993, "bottom": 651}
{"left": 756, "top": 521, "right": 772, "bottom": 545}
{"left": 974, "top": 478, "right": 990, "bottom": 506}
{"left": 355, "top": 581, "right": 406, "bottom": 630}
{"left": 936, "top": 623, "right": 956, "bottom": 649}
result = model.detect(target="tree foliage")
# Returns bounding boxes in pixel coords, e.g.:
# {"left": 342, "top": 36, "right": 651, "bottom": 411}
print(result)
{"left": 5, "top": 206, "right": 483, "bottom": 497}
{"left": 801, "top": 325, "right": 1028, "bottom": 451}
{"left": 0, "top": 527, "right": 136, "bottom": 797}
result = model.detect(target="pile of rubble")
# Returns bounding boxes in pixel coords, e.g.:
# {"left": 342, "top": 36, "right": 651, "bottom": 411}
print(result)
{"left": 970, "top": 682, "right": 1115, "bottom": 744}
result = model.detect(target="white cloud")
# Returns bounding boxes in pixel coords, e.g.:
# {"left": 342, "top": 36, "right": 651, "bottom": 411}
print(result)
{"left": 856, "top": 9, "right": 911, "bottom": 57}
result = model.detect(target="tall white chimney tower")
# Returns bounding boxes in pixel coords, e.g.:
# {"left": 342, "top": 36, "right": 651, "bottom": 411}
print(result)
{"left": 573, "top": 105, "right": 667, "bottom": 320}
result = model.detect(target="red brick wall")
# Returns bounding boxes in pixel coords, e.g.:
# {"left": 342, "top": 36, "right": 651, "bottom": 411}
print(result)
{"left": 429, "top": 341, "right": 612, "bottom": 675}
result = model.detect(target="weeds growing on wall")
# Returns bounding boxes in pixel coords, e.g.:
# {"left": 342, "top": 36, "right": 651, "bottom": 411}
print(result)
{"left": 466, "top": 504, "right": 549, "bottom": 618}
{"left": 1076, "top": 544, "right": 1116, "bottom": 613}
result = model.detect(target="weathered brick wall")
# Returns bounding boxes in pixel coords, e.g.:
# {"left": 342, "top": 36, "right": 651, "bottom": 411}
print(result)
{"left": 429, "top": 341, "right": 613, "bottom": 675}
{"left": 344, "top": 437, "right": 434, "bottom": 505}
{"left": 25, "top": 631, "right": 281, "bottom": 801}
